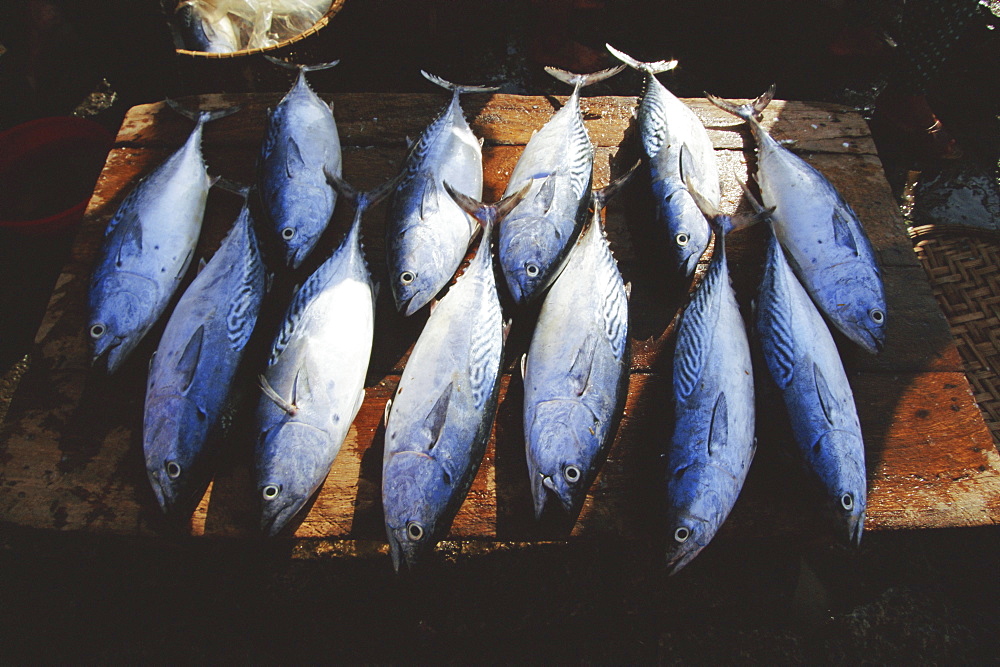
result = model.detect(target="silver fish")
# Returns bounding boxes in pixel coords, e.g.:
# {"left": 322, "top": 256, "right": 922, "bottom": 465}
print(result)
{"left": 255, "top": 173, "right": 394, "bottom": 536}
{"left": 258, "top": 56, "right": 342, "bottom": 269}
{"left": 498, "top": 64, "right": 624, "bottom": 304}
{"left": 382, "top": 184, "right": 526, "bottom": 572}
{"left": 386, "top": 71, "right": 499, "bottom": 316}
{"left": 144, "top": 192, "right": 266, "bottom": 513}
{"left": 522, "top": 171, "right": 633, "bottom": 519}
{"left": 751, "top": 188, "right": 866, "bottom": 545}
{"left": 88, "top": 102, "right": 239, "bottom": 374}
{"left": 607, "top": 44, "right": 719, "bottom": 276}
{"left": 707, "top": 87, "right": 887, "bottom": 354}
{"left": 664, "top": 195, "right": 756, "bottom": 575}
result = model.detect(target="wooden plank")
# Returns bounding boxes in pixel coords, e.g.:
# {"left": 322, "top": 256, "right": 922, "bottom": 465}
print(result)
{"left": 1, "top": 93, "right": 997, "bottom": 543}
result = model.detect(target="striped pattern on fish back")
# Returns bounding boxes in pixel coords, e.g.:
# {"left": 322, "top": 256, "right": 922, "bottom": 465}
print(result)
{"left": 638, "top": 78, "right": 669, "bottom": 159}
{"left": 594, "top": 229, "right": 628, "bottom": 360}
{"left": 267, "top": 254, "right": 335, "bottom": 366}
{"left": 468, "top": 258, "right": 502, "bottom": 411}
{"left": 567, "top": 110, "right": 594, "bottom": 201}
{"left": 757, "top": 233, "right": 796, "bottom": 388}
{"left": 226, "top": 217, "right": 265, "bottom": 352}
{"left": 674, "top": 235, "right": 727, "bottom": 400}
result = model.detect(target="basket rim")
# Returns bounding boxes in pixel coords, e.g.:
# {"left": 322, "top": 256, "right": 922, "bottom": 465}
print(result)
{"left": 174, "top": 0, "right": 346, "bottom": 59}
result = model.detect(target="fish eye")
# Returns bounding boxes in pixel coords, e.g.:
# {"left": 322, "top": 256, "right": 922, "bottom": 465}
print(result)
{"left": 525, "top": 263, "right": 539, "bottom": 277}
{"left": 89, "top": 324, "right": 106, "bottom": 339}
{"left": 675, "top": 232, "right": 690, "bottom": 247}
{"left": 564, "top": 465, "right": 581, "bottom": 484}
{"left": 262, "top": 484, "right": 281, "bottom": 500}
{"left": 281, "top": 227, "right": 296, "bottom": 240}
{"left": 870, "top": 309, "right": 885, "bottom": 324}
{"left": 400, "top": 271, "right": 415, "bottom": 285}
{"left": 841, "top": 493, "right": 854, "bottom": 511}
{"left": 165, "top": 461, "right": 182, "bottom": 479}
{"left": 674, "top": 526, "right": 690, "bottom": 543}
{"left": 406, "top": 521, "right": 424, "bottom": 541}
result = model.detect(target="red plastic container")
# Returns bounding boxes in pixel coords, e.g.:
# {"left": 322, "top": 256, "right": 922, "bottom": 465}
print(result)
{"left": 0, "top": 116, "right": 114, "bottom": 238}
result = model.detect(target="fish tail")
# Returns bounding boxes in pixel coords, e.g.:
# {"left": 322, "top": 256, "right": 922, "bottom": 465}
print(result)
{"left": 264, "top": 55, "right": 340, "bottom": 72}
{"left": 544, "top": 64, "right": 626, "bottom": 98}
{"left": 593, "top": 160, "right": 641, "bottom": 211}
{"left": 444, "top": 181, "right": 531, "bottom": 232}
{"left": 705, "top": 84, "right": 775, "bottom": 125}
{"left": 420, "top": 70, "right": 501, "bottom": 95}
{"left": 165, "top": 99, "right": 242, "bottom": 125}
{"left": 605, "top": 44, "right": 678, "bottom": 76}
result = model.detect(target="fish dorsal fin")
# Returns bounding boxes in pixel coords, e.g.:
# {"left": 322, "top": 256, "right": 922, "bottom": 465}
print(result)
{"left": 176, "top": 325, "right": 204, "bottom": 394}
{"left": 625, "top": 282, "right": 632, "bottom": 300}
{"left": 175, "top": 249, "right": 193, "bottom": 281}
{"left": 420, "top": 180, "right": 441, "bottom": 219}
{"left": 813, "top": 362, "right": 837, "bottom": 427}
{"left": 285, "top": 136, "right": 305, "bottom": 179}
{"left": 423, "top": 383, "right": 453, "bottom": 451}
{"left": 831, "top": 205, "right": 860, "bottom": 255}
{"left": 520, "top": 353, "right": 527, "bottom": 381}
{"left": 383, "top": 397, "right": 393, "bottom": 427}
{"left": 707, "top": 391, "right": 728, "bottom": 457}
{"left": 196, "top": 257, "right": 208, "bottom": 275}
{"left": 114, "top": 210, "right": 144, "bottom": 265}
{"left": 568, "top": 334, "right": 597, "bottom": 397}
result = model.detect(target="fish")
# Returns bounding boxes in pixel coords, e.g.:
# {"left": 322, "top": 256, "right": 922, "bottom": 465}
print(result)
{"left": 175, "top": 2, "right": 240, "bottom": 53}
{"left": 749, "top": 187, "right": 866, "bottom": 546}
{"left": 522, "top": 168, "right": 635, "bottom": 519}
{"left": 498, "top": 64, "right": 624, "bottom": 304}
{"left": 663, "top": 185, "right": 757, "bottom": 575}
{"left": 386, "top": 70, "right": 499, "bottom": 316}
{"left": 607, "top": 44, "right": 719, "bottom": 277}
{"left": 258, "top": 56, "right": 342, "bottom": 269}
{"left": 706, "top": 86, "right": 887, "bottom": 354}
{"left": 255, "top": 171, "right": 395, "bottom": 536}
{"left": 381, "top": 183, "right": 527, "bottom": 572}
{"left": 143, "top": 190, "right": 266, "bottom": 514}
{"left": 88, "top": 101, "right": 240, "bottom": 374}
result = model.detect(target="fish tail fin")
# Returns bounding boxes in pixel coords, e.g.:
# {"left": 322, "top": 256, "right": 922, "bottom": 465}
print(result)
{"left": 705, "top": 84, "right": 775, "bottom": 124}
{"left": 544, "top": 64, "right": 626, "bottom": 98}
{"left": 605, "top": 44, "right": 678, "bottom": 76}
{"left": 594, "top": 160, "right": 641, "bottom": 211}
{"left": 443, "top": 182, "right": 530, "bottom": 232}
{"left": 264, "top": 55, "right": 340, "bottom": 72}
{"left": 420, "top": 70, "right": 501, "bottom": 95}
{"left": 325, "top": 168, "right": 402, "bottom": 215}
{"left": 166, "top": 99, "right": 242, "bottom": 125}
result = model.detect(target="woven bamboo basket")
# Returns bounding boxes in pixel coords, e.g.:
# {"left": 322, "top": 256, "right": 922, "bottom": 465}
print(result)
{"left": 168, "top": 0, "right": 348, "bottom": 93}
{"left": 911, "top": 224, "right": 1000, "bottom": 446}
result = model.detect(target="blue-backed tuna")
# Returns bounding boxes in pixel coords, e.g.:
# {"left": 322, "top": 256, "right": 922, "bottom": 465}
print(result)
{"left": 706, "top": 87, "right": 886, "bottom": 354}
{"left": 88, "top": 102, "right": 240, "bottom": 374}
{"left": 664, "top": 192, "right": 757, "bottom": 575}
{"left": 386, "top": 71, "right": 499, "bottom": 316}
{"left": 498, "top": 64, "right": 624, "bottom": 304}
{"left": 255, "top": 172, "right": 395, "bottom": 536}
{"left": 258, "top": 56, "right": 342, "bottom": 269}
{"left": 750, "top": 188, "right": 866, "bottom": 545}
{"left": 382, "top": 184, "right": 527, "bottom": 572}
{"left": 607, "top": 45, "right": 718, "bottom": 277}
{"left": 522, "top": 168, "right": 635, "bottom": 519}
{"left": 144, "top": 190, "right": 266, "bottom": 513}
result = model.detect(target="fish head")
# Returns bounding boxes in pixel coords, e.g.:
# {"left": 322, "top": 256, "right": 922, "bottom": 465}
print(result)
{"left": 144, "top": 395, "right": 213, "bottom": 513}
{"left": 88, "top": 273, "right": 158, "bottom": 373}
{"left": 387, "top": 225, "right": 451, "bottom": 315}
{"left": 811, "top": 431, "right": 867, "bottom": 546}
{"left": 526, "top": 400, "right": 602, "bottom": 518}
{"left": 664, "top": 463, "right": 733, "bottom": 574}
{"left": 271, "top": 183, "right": 335, "bottom": 269}
{"left": 255, "top": 421, "right": 332, "bottom": 536}
{"left": 652, "top": 180, "right": 712, "bottom": 277}
{"left": 382, "top": 451, "right": 453, "bottom": 572}
{"left": 499, "top": 216, "right": 567, "bottom": 304}
{"left": 826, "top": 279, "right": 887, "bottom": 354}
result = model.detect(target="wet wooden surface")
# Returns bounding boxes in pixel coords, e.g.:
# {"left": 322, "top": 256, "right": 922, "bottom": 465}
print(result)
{"left": 1, "top": 92, "right": 997, "bottom": 543}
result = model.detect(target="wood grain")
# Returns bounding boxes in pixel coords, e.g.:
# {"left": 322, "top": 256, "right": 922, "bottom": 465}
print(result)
{"left": 1, "top": 93, "right": 997, "bottom": 545}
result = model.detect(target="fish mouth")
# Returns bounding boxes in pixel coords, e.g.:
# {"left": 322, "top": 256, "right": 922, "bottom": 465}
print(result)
{"left": 260, "top": 498, "right": 301, "bottom": 537}
{"left": 398, "top": 292, "right": 428, "bottom": 317}
{"left": 851, "top": 327, "right": 884, "bottom": 355}
{"left": 287, "top": 245, "right": 311, "bottom": 270}
{"left": 681, "top": 250, "right": 701, "bottom": 278}
{"left": 91, "top": 336, "right": 125, "bottom": 374}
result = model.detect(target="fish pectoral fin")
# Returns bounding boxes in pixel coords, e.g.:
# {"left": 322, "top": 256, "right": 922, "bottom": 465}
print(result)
{"left": 291, "top": 366, "right": 314, "bottom": 407}
{"left": 259, "top": 374, "right": 297, "bottom": 416}
{"left": 422, "top": 383, "right": 453, "bottom": 451}
{"left": 176, "top": 325, "right": 205, "bottom": 394}
{"left": 114, "top": 210, "right": 144, "bottom": 265}
{"left": 813, "top": 362, "right": 838, "bottom": 427}
{"left": 567, "top": 335, "right": 598, "bottom": 397}
{"left": 537, "top": 174, "right": 558, "bottom": 215}
{"left": 707, "top": 391, "right": 728, "bottom": 457}
{"left": 285, "top": 136, "right": 306, "bottom": 179}
{"left": 420, "top": 180, "right": 441, "bottom": 219}
{"left": 830, "top": 205, "right": 860, "bottom": 255}
{"left": 174, "top": 249, "right": 194, "bottom": 281}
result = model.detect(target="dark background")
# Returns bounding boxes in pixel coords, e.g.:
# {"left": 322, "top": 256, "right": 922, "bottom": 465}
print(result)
{"left": 0, "top": 0, "right": 998, "bottom": 662}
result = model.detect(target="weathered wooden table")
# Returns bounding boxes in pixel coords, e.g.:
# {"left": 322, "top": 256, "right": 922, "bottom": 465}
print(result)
{"left": 1, "top": 93, "right": 997, "bottom": 552}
